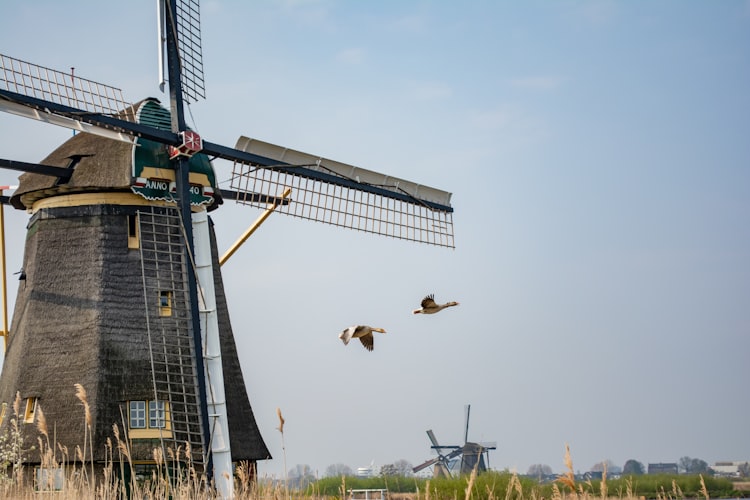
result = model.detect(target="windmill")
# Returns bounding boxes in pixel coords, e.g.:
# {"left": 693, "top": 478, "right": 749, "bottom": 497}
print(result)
{"left": 0, "top": 1, "right": 454, "bottom": 498}
{"left": 412, "top": 405, "right": 496, "bottom": 478}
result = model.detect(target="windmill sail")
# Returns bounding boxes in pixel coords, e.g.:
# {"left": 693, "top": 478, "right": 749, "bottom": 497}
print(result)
{"left": 0, "top": 53, "right": 136, "bottom": 142}
{"left": 229, "top": 136, "right": 454, "bottom": 247}
{"left": 158, "top": 0, "right": 206, "bottom": 103}
{"left": 0, "top": 53, "right": 456, "bottom": 248}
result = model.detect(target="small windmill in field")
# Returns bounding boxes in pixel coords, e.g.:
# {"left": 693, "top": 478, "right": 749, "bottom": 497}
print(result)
{"left": 413, "top": 405, "right": 496, "bottom": 478}
{"left": 0, "top": 1, "right": 454, "bottom": 497}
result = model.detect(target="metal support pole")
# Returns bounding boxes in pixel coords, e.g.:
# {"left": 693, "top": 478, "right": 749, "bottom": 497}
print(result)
{"left": 165, "top": 0, "right": 213, "bottom": 480}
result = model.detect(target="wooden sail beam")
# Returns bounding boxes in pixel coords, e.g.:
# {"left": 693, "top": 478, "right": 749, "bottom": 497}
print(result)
{"left": 0, "top": 88, "right": 453, "bottom": 213}
{"left": 219, "top": 187, "right": 292, "bottom": 266}
{"left": 0, "top": 185, "right": 16, "bottom": 353}
{"left": 1, "top": 196, "right": 6, "bottom": 352}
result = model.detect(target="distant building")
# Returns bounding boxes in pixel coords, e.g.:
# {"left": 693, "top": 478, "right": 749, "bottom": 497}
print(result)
{"left": 357, "top": 466, "right": 378, "bottom": 478}
{"left": 648, "top": 463, "right": 678, "bottom": 474}
{"left": 710, "top": 461, "right": 749, "bottom": 477}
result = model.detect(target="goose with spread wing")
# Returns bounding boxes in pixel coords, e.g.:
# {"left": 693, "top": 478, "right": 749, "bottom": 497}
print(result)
{"left": 339, "top": 325, "right": 387, "bottom": 351}
{"left": 412, "top": 294, "right": 459, "bottom": 314}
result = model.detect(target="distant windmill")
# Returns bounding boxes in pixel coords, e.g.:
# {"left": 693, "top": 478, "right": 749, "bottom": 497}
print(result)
{"left": 412, "top": 405, "right": 496, "bottom": 478}
{"left": 0, "top": 0, "right": 454, "bottom": 497}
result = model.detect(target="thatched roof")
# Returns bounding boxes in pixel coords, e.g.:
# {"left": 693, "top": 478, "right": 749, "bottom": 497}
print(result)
{"left": 10, "top": 98, "right": 223, "bottom": 211}
{"left": 10, "top": 131, "right": 133, "bottom": 210}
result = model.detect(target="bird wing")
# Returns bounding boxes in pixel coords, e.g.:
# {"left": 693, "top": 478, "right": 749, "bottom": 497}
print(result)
{"left": 339, "top": 327, "right": 354, "bottom": 345}
{"left": 358, "top": 332, "right": 374, "bottom": 351}
{"left": 421, "top": 295, "right": 437, "bottom": 308}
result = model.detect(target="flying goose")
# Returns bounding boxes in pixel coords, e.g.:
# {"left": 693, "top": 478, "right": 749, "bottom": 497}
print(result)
{"left": 339, "top": 325, "right": 386, "bottom": 351}
{"left": 412, "top": 294, "right": 459, "bottom": 314}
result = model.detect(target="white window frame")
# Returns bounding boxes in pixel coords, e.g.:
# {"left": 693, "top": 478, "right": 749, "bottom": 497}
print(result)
{"left": 129, "top": 400, "right": 147, "bottom": 429}
{"left": 149, "top": 400, "right": 166, "bottom": 428}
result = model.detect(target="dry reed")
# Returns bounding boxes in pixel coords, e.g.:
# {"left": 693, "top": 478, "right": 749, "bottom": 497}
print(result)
{"left": 277, "top": 407, "right": 289, "bottom": 500}
{"left": 556, "top": 444, "right": 576, "bottom": 494}
{"left": 465, "top": 465, "right": 478, "bottom": 500}
{"left": 699, "top": 474, "right": 709, "bottom": 500}
{"left": 0, "top": 390, "right": 731, "bottom": 500}
{"left": 74, "top": 383, "right": 95, "bottom": 488}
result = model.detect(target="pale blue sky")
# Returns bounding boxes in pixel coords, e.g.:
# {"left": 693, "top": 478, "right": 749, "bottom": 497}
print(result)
{"left": 1, "top": 1, "right": 749, "bottom": 478}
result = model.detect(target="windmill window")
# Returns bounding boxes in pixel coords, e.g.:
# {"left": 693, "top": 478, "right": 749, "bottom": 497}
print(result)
{"left": 128, "top": 400, "right": 172, "bottom": 438}
{"left": 149, "top": 400, "right": 166, "bottom": 428}
{"left": 127, "top": 214, "right": 140, "bottom": 249}
{"left": 129, "top": 401, "right": 147, "bottom": 429}
{"left": 35, "top": 466, "right": 65, "bottom": 491}
{"left": 159, "top": 291, "right": 172, "bottom": 316}
{"left": 24, "top": 397, "right": 38, "bottom": 424}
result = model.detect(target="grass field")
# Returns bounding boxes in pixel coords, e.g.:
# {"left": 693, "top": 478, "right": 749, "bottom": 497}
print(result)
{"left": 1, "top": 395, "right": 747, "bottom": 499}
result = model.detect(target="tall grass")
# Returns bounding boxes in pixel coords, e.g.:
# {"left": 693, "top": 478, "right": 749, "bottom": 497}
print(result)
{"left": 0, "top": 394, "right": 745, "bottom": 499}
{"left": 277, "top": 407, "right": 289, "bottom": 500}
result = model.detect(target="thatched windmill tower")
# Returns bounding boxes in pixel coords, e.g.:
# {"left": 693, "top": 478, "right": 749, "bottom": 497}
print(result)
{"left": 0, "top": 98, "right": 271, "bottom": 482}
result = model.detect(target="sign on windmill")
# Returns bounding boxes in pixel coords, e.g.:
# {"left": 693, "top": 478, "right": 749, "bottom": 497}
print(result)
{"left": 0, "top": 1, "right": 455, "bottom": 498}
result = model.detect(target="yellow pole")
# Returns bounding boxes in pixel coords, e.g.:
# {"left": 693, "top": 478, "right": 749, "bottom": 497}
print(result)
{"left": 219, "top": 187, "right": 292, "bottom": 267}
{"left": 1, "top": 189, "right": 8, "bottom": 353}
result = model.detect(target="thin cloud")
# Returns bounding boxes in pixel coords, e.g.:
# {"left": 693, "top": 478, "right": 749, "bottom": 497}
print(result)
{"left": 470, "top": 107, "right": 515, "bottom": 130}
{"left": 201, "top": 1, "right": 221, "bottom": 15}
{"left": 510, "top": 76, "right": 567, "bottom": 91}
{"left": 336, "top": 47, "right": 365, "bottom": 65}
{"left": 389, "top": 13, "right": 428, "bottom": 34}
{"left": 468, "top": 104, "right": 549, "bottom": 149}
{"left": 578, "top": 0, "right": 619, "bottom": 26}
{"left": 279, "top": 0, "right": 334, "bottom": 26}
{"left": 409, "top": 81, "right": 452, "bottom": 101}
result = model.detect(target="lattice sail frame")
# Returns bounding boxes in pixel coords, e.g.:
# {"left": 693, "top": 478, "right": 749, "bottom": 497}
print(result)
{"left": 0, "top": 53, "right": 134, "bottom": 120}
{"left": 229, "top": 137, "right": 455, "bottom": 248}
{"left": 168, "top": 0, "right": 206, "bottom": 103}
{"left": 1, "top": 53, "right": 455, "bottom": 248}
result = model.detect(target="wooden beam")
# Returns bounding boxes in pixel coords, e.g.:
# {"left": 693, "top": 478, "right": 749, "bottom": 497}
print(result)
{"left": 220, "top": 187, "right": 292, "bottom": 266}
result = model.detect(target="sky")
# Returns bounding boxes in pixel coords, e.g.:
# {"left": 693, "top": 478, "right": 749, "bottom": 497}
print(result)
{"left": 1, "top": 0, "right": 749, "bottom": 479}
